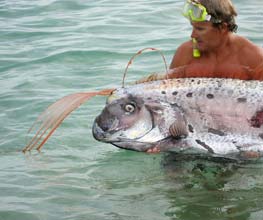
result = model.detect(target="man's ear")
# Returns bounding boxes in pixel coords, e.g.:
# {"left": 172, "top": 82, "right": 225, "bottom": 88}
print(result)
{"left": 220, "top": 22, "right": 229, "bottom": 33}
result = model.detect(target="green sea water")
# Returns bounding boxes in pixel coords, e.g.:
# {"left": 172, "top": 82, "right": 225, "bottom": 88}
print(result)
{"left": 1, "top": 0, "right": 263, "bottom": 219}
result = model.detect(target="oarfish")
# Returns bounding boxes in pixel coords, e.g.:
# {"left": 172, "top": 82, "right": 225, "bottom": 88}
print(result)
{"left": 92, "top": 78, "right": 263, "bottom": 159}
{"left": 23, "top": 77, "right": 263, "bottom": 159}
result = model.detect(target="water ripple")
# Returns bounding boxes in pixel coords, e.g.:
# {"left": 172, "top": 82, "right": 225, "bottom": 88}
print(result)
{"left": 1, "top": 0, "right": 263, "bottom": 220}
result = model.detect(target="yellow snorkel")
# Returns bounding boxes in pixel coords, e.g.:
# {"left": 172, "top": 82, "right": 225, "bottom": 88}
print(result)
{"left": 192, "top": 38, "right": 201, "bottom": 58}
{"left": 182, "top": 0, "right": 211, "bottom": 58}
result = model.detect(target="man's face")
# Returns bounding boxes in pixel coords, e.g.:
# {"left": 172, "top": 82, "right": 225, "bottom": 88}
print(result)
{"left": 190, "top": 21, "right": 223, "bottom": 52}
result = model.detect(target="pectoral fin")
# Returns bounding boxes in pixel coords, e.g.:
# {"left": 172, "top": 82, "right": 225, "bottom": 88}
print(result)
{"left": 169, "top": 120, "right": 188, "bottom": 139}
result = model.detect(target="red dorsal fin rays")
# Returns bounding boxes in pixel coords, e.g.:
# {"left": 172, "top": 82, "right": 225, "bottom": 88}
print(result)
{"left": 22, "top": 89, "right": 115, "bottom": 153}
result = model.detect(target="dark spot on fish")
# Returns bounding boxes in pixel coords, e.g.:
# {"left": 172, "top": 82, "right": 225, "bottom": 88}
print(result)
{"left": 191, "top": 79, "right": 195, "bottom": 82}
{"left": 250, "top": 109, "right": 263, "bottom": 128}
{"left": 172, "top": 91, "right": 178, "bottom": 96}
{"left": 197, "top": 80, "right": 201, "bottom": 85}
{"left": 195, "top": 139, "right": 214, "bottom": 153}
{"left": 237, "top": 97, "right": 247, "bottom": 103}
{"left": 208, "top": 128, "right": 225, "bottom": 136}
{"left": 206, "top": 94, "right": 214, "bottom": 99}
{"left": 161, "top": 91, "right": 166, "bottom": 95}
{"left": 259, "top": 133, "right": 263, "bottom": 140}
{"left": 188, "top": 124, "right": 194, "bottom": 133}
{"left": 186, "top": 92, "right": 193, "bottom": 98}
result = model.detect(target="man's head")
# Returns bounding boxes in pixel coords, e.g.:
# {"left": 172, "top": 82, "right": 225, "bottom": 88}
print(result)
{"left": 183, "top": 0, "right": 238, "bottom": 32}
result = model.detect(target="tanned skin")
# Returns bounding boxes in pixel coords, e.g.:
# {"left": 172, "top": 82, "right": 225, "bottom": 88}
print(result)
{"left": 169, "top": 21, "right": 263, "bottom": 80}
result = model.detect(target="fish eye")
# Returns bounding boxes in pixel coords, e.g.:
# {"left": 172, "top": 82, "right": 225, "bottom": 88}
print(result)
{"left": 124, "top": 103, "right": 136, "bottom": 113}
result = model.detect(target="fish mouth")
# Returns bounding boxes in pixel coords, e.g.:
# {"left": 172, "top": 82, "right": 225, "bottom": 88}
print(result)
{"left": 92, "top": 121, "right": 152, "bottom": 140}
{"left": 92, "top": 121, "right": 121, "bottom": 142}
{"left": 92, "top": 122, "right": 159, "bottom": 152}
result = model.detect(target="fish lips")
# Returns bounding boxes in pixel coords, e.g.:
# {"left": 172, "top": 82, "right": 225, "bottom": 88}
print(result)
{"left": 92, "top": 121, "right": 114, "bottom": 141}
{"left": 92, "top": 121, "right": 128, "bottom": 142}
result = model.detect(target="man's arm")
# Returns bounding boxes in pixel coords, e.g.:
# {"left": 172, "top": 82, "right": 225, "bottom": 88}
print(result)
{"left": 250, "top": 47, "right": 263, "bottom": 80}
{"left": 170, "top": 41, "right": 193, "bottom": 69}
{"left": 238, "top": 37, "right": 263, "bottom": 80}
{"left": 253, "top": 62, "right": 263, "bottom": 80}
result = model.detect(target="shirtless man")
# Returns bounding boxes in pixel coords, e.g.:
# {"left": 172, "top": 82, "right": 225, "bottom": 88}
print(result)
{"left": 138, "top": 0, "right": 263, "bottom": 83}
{"left": 146, "top": 0, "right": 263, "bottom": 154}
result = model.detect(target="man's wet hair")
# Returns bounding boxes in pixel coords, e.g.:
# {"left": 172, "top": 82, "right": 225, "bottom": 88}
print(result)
{"left": 199, "top": 0, "right": 238, "bottom": 32}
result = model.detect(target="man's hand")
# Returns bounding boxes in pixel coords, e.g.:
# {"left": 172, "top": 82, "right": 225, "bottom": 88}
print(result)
{"left": 135, "top": 72, "right": 167, "bottom": 84}
{"left": 135, "top": 66, "right": 188, "bottom": 84}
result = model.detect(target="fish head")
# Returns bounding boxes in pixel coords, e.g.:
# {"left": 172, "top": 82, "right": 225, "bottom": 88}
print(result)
{"left": 92, "top": 91, "right": 184, "bottom": 152}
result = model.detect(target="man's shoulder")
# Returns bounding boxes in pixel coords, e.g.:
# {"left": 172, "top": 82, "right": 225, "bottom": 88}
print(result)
{"left": 176, "top": 40, "right": 193, "bottom": 53}
{"left": 170, "top": 40, "right": 193, "bottom": 68}
{"left": 235, "top": 35, "right": 263, "bottom": 53}
{"left": 235, "top": 35, "right": 263, "bottom": 66}
{"left": 174, "top": 41, "right": 194, "bottom": 61}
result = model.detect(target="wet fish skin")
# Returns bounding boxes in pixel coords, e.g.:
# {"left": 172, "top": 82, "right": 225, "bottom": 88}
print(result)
{"left": 92, "top": 78, "right": 263, "bottom": 158}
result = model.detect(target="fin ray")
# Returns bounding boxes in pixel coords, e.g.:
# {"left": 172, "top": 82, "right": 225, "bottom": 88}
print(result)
{"left": 23, "top": 89, "right": 114, "bottom": 152}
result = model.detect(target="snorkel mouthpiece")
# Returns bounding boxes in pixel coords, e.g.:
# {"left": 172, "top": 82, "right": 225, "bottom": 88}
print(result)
{"left": 192, "top": 38, "right": 201, "bottom": 58}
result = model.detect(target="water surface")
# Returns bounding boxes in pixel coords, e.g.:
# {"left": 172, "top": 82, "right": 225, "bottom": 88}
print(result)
{"left": 1, "top": 0, "right": 263, "bottom": 219}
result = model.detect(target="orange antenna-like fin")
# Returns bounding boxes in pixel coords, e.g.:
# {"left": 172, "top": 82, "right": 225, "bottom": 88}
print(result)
{"left": 22, "top": 89, "right": 114, "bottom": 153}
{"left": 122, "top": 48, "right": 168, "bottom": 88}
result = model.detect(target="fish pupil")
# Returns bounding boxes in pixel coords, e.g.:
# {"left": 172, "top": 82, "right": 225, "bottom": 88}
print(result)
{"left": 125, "top": 103, "right": 136, "bottom": 113}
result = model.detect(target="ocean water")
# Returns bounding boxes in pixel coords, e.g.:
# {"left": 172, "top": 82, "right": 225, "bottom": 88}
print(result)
{"left": 1, "top": 0, "right": 263, "bottom": 219}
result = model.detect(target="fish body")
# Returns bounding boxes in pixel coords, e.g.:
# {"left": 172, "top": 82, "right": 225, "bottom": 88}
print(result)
{"left": 92, "top": 78, "right": 263, "bottom": 158}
